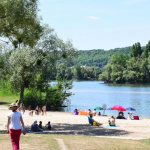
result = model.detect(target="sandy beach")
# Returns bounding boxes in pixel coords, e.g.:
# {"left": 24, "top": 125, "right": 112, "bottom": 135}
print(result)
{"left": 0, "top": 106, "right": 150, "bottom": 139}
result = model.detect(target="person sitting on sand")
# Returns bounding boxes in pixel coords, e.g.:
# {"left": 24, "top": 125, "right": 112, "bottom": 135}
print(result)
{"left": 31, "top": 120, "right": 42, "bottom": 132}
{"left": 39, "top": 121, "right": 42, "bottom": 129}
{"left": 45, "top": 121, "right": 51, "bottom": 130}
{"left": 116, "top": 112, "right": 125, "bottom": 119}
{"left": 127, "top": 112, "right": 133, "bottom": 120}
{"left": 108, "top": 116, "right": 116, "bottom": 126}
{"left": 73, "top": 108, "right": 78, "bottom": 115}
{"left": 93, "top": 109, "right": 97, "bottom": 116}
{"left": 89, "top": 114, "right": 103, "bottom": 126}
{"left": 97, "top": 112, "right": 101, "bottom": 116}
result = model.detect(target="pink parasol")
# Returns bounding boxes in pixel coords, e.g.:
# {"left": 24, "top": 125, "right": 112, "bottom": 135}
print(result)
{"left": 111, "top": 105, "right": 126, "bottom": 111}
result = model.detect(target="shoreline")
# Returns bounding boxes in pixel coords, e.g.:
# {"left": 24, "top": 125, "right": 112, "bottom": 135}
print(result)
{"left": 0, "top": 106, "right": 149, "bottom": 119}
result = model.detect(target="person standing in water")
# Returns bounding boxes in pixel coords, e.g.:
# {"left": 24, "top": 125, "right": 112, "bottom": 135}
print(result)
{"left": 7, "top": 103, "right": 26, "bottom": 150}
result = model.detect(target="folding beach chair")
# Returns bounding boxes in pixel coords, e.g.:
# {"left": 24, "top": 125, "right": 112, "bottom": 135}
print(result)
{"left": 88, "top": 117, "right": 93, "bottom": 125}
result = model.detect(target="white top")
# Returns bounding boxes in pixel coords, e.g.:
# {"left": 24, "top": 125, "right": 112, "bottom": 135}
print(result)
{"left": 110, "top": 118, "right": 115, "bottom": 126}
{"left": 8, "top": 111, "right": 22, "bottom": 129}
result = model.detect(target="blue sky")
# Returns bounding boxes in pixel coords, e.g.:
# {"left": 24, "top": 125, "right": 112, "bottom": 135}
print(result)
{"left": 39, "top": 0, "right": 150, "bottom": 50}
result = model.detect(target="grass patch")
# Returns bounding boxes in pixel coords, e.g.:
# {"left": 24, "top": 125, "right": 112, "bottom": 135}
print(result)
{"left": 0, "top": 134, "right": 150, "bottom": 150}
{"left": 0, "top": 95, "right": 19, "bottom": 106}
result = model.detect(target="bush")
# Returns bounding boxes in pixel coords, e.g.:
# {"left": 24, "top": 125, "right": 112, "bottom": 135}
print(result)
{"left": 21, "top": 89, "right": 44, "bottom": 110}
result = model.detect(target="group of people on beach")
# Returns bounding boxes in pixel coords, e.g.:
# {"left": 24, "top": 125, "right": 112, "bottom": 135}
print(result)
{"left": 74, "top": 108, "right": 115, "bottom": 126}
{"left": 89, "top": 109, "right": 101, "bottom": 116}
{"left": 15, "top": 100, "right": 47, "bottom": 116}
{"left": 31, "top": 120, "right": 51, "bottom": 132}
{"left": 87, "top": 109, "right": 115, "bottom": 126}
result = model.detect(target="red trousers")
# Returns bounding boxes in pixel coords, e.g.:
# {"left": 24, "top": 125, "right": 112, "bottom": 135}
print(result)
{"left": 9, "top": 129, "right": 21, "bottom": 150}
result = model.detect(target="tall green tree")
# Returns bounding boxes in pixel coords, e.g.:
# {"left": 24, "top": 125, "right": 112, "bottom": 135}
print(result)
{"left": 0, "top": 0, "right": 43, "bottom": 47}
{"left": 130, "top": 42, "right": 142, "bottom": 58}
{"left": 144, "top": 41, "right": 150, "bottom": 58}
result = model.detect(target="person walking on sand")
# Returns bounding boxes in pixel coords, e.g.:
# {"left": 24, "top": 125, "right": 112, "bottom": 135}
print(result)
{"left": 19, "top": 103, "right": 23, "bottom": 112}
{"left": 22, "top": 104, "right": 25, "bottom": 114}
{"left": 15, "top": 100, "right": 19, "bottom": 107}
{"left": 7, "top": 103, "right": 26, "bottom": 150}
{"left": 42, "top": 105, "right": 46, "bottom": 115}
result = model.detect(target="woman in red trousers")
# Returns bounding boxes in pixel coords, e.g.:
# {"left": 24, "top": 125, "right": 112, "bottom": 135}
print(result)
{"left": 7, "top": 103, "right": 26, "bottom": 150}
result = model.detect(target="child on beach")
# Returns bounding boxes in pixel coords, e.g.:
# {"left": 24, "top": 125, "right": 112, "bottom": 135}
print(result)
{"left": 7, "top": 103, "right": 26, "bottom": 150}
{"left": 28, "top": 105, "right": 33, "bottom": 116}
{"left": 35, "top": 106, "right": 39, "bottom": 115}
{"left": 98, "top": 112, "right": 101, "bottom": 116}
{"left": 39, "top": 121, "right": 42, "bottom": 129}
{"left": 42, "top": 105, "right": 46, "bottom": 115}
{"left": 45, "top": 121, "right": 51, "bottom": 130}
{"left": 108, "top": 116, "right": 116, "bottom": 126}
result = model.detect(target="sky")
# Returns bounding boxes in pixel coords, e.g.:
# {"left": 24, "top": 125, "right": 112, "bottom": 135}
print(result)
{"left": 39, "top": 0, "right": 150, "bottom": 50}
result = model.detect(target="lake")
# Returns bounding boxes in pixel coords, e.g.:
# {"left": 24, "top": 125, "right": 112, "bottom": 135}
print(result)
{"left": 63, "top": 81, "right": 150, "bottom": 118}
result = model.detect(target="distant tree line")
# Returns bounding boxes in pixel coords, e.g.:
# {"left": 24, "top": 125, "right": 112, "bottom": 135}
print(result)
{"left": 99, "top": 41, "right": 150, "bottom": 84}
{"left": 72, "top": 47, "right": 132, "bottom": 67}
{"left": 50, "top": 64, "right": 102, "bottom": 80}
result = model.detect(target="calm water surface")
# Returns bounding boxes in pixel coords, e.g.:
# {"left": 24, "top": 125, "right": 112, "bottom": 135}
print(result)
{"left": 63, "top": 81, "right": 150, "bottom": 118}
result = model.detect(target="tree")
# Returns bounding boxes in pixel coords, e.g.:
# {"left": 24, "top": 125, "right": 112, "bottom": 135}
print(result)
{"left": 144, "top": 41, "right": 150, "bottom": 58}
{"left": 1, "top": 26, "right": 77, "bottom": 100}
{"left": 73, "top": 64, "right": 82, "bottom": 80}
{"left": 99, "top": 64, "right": 112, "bottom": 83}
{"left": 0, "top": 0, "right": 43, "bottom": 47}
{"left": 130, "top": 42, "right": 142, "bottom": 58}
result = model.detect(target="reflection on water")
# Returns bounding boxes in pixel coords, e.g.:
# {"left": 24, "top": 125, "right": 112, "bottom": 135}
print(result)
{"left": 62, "top": 81, "right": 150, "bottom": 118}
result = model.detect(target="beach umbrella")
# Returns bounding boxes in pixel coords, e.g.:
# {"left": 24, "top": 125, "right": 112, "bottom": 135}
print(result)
{"left": 111, "top": 105, "right": 126, "bottom": 111}
{"left": 126, "top": 107, "right": 136, "bottom": 111}
{"left": 94, "top": 107, "right": 103, "bottom": 110}
{"left": 107, "top": 107, "right": 113, "bottom": 110}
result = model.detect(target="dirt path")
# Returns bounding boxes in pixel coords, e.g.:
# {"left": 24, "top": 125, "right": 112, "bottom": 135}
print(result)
{"left": 55, "top": 138, "right": 68, "bottom": 150}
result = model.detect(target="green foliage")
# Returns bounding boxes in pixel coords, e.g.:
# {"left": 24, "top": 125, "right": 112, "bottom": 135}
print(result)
{"left": 73, "top": 47, "right": 132, "bottom": 67}
{"left": 99, "top": 41, "right": 150, "bottom": 84}
{"left": 21, "top": 77, "right": 73, "bottom": 109}
{"left": 0, "top": 0, "right": 76, "bottom": 108}
{"left": 144, "top": 41, "right": 150, "bottom": 58}
{"left": 0, "top": 0, "right": 43, "bottom": 47}
{"left": 21, "top": 89, "right": 41, "bottom": 109}
{"left": 130, "top": 42, "right": 143, "bottom": 57}
{"left": 45, "top": 77, "right": 73, "bottom": 107}
{"left": 99, "top": 54, "right": 129, "bottom": 83}
{"left": 0, "top": 77, "right": 18, "bottom": 96}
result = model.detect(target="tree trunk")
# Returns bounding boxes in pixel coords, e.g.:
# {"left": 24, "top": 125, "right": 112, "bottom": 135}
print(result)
{"left": 20, "top": 82, "right": 25, "bottom": 100}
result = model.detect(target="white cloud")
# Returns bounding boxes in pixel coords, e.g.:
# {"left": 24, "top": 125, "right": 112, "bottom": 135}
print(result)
{"left": 86, "top": 16, "right": 100, "bottom": 20}
{"left": 124, "top": 0, "right": 147, "bottom": 4}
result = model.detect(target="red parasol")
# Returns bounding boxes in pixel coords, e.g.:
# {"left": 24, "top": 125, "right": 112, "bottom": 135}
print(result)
{"left": 111, "top": 105, "right": 126, "bottom": 111}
